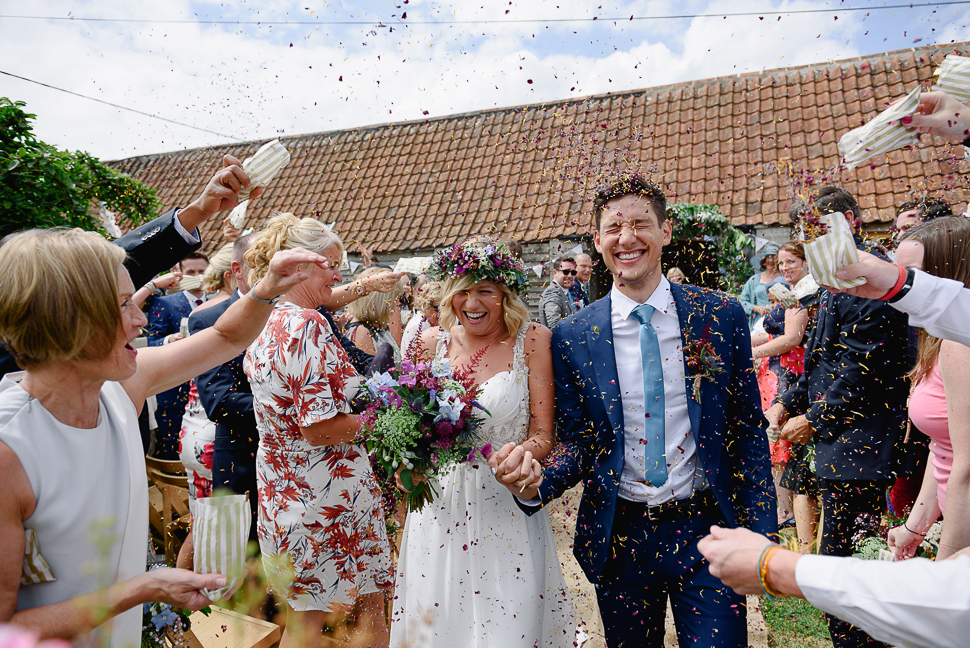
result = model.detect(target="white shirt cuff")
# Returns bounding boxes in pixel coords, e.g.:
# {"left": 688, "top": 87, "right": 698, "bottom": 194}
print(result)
{"left": 172, "top": 208, "right": 201, "bottom": 244}
{"left": 514, "top": 495, "right": 541, "bottom": 508}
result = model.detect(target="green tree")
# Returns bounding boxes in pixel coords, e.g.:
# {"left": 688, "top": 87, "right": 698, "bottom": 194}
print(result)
{"left": 664, "top": 203, "right": 755, "bottom": 293}
{"left": 0, "top": 98, "right": 159, "bottom": 238}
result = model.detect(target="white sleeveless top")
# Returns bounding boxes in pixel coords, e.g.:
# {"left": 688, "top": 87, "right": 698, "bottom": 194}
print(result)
{"left": 0, "top": 373, "right": 147, "bottom": 648}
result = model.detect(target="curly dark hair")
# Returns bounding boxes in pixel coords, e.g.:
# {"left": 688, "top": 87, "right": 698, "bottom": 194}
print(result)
{"left": 592, "top": 176, "right": 667, "bottom": 229}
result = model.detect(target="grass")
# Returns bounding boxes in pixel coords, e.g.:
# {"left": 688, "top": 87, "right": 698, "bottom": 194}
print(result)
{"left": 761, "top": 595, "right": 833, "bottom": 648}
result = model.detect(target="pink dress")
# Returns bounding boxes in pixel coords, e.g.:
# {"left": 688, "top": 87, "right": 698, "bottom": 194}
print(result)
{"left": 244, "top": 303, "right": 392, "bottom": 612}
{"left": 909, "top": 362, "right": 953, "bottom": 512}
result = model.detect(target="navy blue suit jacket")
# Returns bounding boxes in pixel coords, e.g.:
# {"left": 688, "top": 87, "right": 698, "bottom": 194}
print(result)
{"left": 187, "top": 292, "right": 256, "bottom": 441}
{"left": 537, "top": 284, "right": 776, "bottom": 583}
{"left": 145, "top": 292, "right": 193, "bottom": 347}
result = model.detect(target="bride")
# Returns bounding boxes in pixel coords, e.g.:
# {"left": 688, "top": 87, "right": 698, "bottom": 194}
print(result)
{"left": 390, "top": 238, "right": 577, "bottom": 647}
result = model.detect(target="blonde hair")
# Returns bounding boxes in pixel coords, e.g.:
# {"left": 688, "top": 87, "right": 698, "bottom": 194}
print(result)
{"left": 439, "top": 274, "right": 530, "bottom": 336}
{"left": 414, "top": 281, "right": 442, "bottom": 315}
{"left": 348, "top": 267, "right": 402, "bottom": 328}
{"left": 200, "top": 243, "right": 235, "bottom": 293}
{"left": 0, "top": 229, "right": 127, "bottom": 368}
{"left": 245, "top": 213, "right": 343, "bottom": 285}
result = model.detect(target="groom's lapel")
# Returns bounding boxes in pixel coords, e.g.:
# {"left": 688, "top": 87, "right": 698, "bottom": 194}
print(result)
{"left": 584, "top": 296, "right": 624, "bottom": 437}
{"left": 670, "top": 283, "right": 703, "bottom": 437}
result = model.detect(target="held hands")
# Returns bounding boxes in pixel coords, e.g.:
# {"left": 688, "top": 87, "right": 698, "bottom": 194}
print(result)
{"left": 254, "top": 247, "right": 331, "bottom": 300}
{"left": 486, "top": 443, "right": 543, "bottom": 500}
{"left": 394, "top": 465, "right": 427, "bottom": 493}
{"left": 138, "top": 567, "right": 227, "bottom": 610}
{"left": 765, "top": 403, "right": 789, "bottom": 430}
{"left": 780, "top": 415, "right": 813, "bottom": 445}
{"left": 187, "top": 155, "right": 265, "bottom": 220}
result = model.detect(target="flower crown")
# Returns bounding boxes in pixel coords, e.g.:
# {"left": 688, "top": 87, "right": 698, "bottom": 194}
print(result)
{"left": 429, "top": 240, "right": 530, "bottom": 294}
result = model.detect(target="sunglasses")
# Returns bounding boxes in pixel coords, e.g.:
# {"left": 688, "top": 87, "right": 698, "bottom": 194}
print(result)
{"left": 559, "top": 269, "right": 577, "bottom": 275}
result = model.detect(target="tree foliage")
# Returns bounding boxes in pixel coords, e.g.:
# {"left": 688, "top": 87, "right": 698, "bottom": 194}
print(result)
{"left": 0, "top": 98, "right": 159, "bottom": 239}
{"left": 664, "top": 202, "right": 754, "bottom": 294}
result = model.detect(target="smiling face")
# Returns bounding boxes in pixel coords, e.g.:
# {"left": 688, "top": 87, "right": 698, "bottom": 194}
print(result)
{"left": 777, "top": 249, "right": 808, "bottom": 286}
{"left": 94, "top": 266, "right": 148, "bottom": 382}
{"left": 449, "top": 280, "right": 505, "bottom": 337}
{"left": 554, "top": 260, "right": 577, "bottom": 289}
{"left": 574, "top": 254, "right": 593, "bottom": 283}
{"left": 593, "top": 194, "right": 672, "bottom": 299}
{"left": 304, "top": 245, "right": 343, "bottom": 306}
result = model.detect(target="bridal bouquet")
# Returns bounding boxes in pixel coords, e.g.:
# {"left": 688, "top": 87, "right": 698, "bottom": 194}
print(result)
{"left": 359, "top": 357, "right": 490, "bottom": 512}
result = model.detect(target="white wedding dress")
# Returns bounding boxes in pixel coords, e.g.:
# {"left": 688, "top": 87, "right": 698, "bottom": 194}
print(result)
{"left": 390, "top": 326, "right": 577, "bottom": 647}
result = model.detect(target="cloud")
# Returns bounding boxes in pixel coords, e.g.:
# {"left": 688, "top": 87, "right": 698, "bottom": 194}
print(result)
{"left": 0, "top": 0, "right": 957, "bottom": 160}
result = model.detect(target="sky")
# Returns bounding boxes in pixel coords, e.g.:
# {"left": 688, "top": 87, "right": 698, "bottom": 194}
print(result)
{"left": 1, "top": 0, "right": 967, "bottom": 161}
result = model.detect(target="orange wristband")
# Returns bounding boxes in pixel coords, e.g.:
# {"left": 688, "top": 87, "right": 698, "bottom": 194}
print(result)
{"left": 880, "top": 264, "right": 908, "bottom": 301}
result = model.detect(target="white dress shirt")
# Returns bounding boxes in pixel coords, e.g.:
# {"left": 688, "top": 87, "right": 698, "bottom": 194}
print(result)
{"left": 610, "top": 280, "right": 706, "bottom": 504}
{"left": 797, "top": 554, "right": 970, "bottom": 648}
{"left": 893, "top": 270, "right": 970, "bottom": 348}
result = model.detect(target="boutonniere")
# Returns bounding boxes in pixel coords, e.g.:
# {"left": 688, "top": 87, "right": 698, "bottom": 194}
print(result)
{"left": 684, "top": 325, "right": 723, "bottom": 401}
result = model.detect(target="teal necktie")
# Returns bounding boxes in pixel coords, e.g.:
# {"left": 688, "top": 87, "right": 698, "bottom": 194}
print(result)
{"left": 631, "top": 304, "right": 667, "bottom": 487}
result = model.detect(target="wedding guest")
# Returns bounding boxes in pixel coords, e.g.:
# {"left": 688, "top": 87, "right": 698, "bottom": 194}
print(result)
{"left": 665, "top": 266, "right": 686, "bottom": 285}
{"left": 493, "top": 177, "right": 775, "bottom": 648}
{"left": 886, "top": 217, "right": 970, "bottom": 562}
{"left": 893, "top": 198, "right": 954, "bottom": 249}
{"left": 145, "top": 251, "right": 209, "bottom": 459}
{"left": 0, "top": 223, "right": 323, "bottom": 646}
{"left": 132, "top": 270, "right": 181, "bottom": 308}
{"left": 391, "top": 237, "right": 576, "bottom": 647}
{"left": 757, "top": 241, "right": 820, "bottom": 552}
{"left": 739, "top": 248, "right": 780, "bottom": 330}
{"left": 570, "top": 252, "right": 593, "bottom": 309}
{"left": 175, "top": 243, "right": 236, "bottom": 568}
{"left": 538, "top": 256, "right": 576, "bottom": 327}
{"left": 767, "top": 187, "right": 911, "bottom": 648}
{"left": 400, "top": 281, "right": 441, "bottom": 357}
{"left": 345, "top": 267, "right": 404, "bottom": 363}
{"left": 243, "top": 214, "right": 392, "bottom": 648}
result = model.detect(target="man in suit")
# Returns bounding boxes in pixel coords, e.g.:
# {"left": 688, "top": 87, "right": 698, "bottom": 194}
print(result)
{"left": 538, "top": 256, "right": 576, "bottom": 327}
{"left": 143, "top": 251, "right": 209, "bottom": 459}
{"left": 569, "top": 252, "right": 593, "bottom": 310}
{"left": 493, "top": 177, "right": 775, "bottom": 647}
{"left": 0, "top": 154, "right": 262, "bottom": 379}
{"left": 767, "top": 187, "right": 910, "bottom": 648}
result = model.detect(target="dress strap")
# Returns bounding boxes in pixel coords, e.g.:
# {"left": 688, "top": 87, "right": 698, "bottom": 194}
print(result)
{"left": 512, "top": 326, "right": 529, "bottom": 380}
{"left": 434, "top": 329, "right": 452, "bottom": 361}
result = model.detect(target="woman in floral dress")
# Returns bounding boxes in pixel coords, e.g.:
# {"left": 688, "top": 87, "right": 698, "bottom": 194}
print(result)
{"left": 243, "top": 214, "right": 392, "bottom": 648}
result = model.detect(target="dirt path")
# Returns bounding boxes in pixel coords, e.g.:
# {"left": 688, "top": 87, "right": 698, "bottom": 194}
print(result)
{"left": 547, "top": 485, "right": 769, "bottom": 648}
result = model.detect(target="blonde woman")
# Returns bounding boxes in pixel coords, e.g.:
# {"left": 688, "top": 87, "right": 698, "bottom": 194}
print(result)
{"left": 400, "top": 281, "right": 442, "bottom": 357}
{"left": 391, "top": 238, "right": 576, "bottom": 647}
{"left": 345, "top": 267, "right": 404, "bottom": 362}
{"left": 243, "top": 214, "right": 392, "bottom": 648}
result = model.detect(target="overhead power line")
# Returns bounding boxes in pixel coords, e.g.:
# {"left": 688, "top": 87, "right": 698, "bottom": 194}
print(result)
{"left": 0, "top": 70, "right": 243, "bottom": 141}
{"left": 1, "top": 1, "right": 968, "bottom": 27}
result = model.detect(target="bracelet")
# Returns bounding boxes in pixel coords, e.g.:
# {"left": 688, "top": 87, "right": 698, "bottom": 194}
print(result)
{"left": 887, "top": 268, "right": 916, "bottom": 304}
{"left": 143, "top": 281, "right": 161, "bottom": 297}
{"left": 758, "top": 544, "right": 786, "bottom": 601}
{"left": 351, "top": 281, "right": 367, "bottom": 297}
{"left": 880, "top": 264, "right": 908, "bottom": 301}
{"left": 903, "top": 521, "right": 927, "bottom": 538}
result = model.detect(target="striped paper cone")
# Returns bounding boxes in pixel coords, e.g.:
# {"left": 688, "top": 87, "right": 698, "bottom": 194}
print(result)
{"left": 239, "top": 140, "right": 291, "bottom": 200}
{"left": 838, "top": 85, "right": 921, "bottom": 169}
{"left": 933, "top": 55, "right": 970, "bottom": 104}
{"left": 193, "top": 492, "right": 252, "bottom": 601}
{"left": 803, "top": 212, "right": 866, "bottom": 290}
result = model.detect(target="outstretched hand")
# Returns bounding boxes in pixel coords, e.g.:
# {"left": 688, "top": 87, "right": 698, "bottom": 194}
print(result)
{"left": 486, "top": 442, "right": 543, "bottom": 500}
{"left": 254, "top": 247, "right": 331, "bottom": 299}
{"left": 180, "top": 155, "right": 265, "bottom": 230}
{"left": 901, "top": 91, "right": 970, "bottom": 143}
{"left": 139, "top": 567, "right": 227, "bottom": 610}
{"left": 822, "top": 250, "right": 899, "bottom": 299}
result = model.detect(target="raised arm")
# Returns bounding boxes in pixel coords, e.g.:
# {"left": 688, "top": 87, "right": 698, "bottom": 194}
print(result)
{"left": 752, "top": 307, "right": 808, "bottom": 359}
{"left": 123, "top": 248, "right": 326, "bottom": 406}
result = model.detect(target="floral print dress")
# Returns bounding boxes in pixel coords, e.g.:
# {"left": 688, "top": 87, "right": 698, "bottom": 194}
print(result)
{"left": 244, "top": 303, "right": 392, "bottom": 612}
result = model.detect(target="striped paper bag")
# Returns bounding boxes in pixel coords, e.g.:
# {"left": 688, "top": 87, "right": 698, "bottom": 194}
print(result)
{"left": 933, "top": 55, "right": 970, "bottom": 103}
{"left": 193, "top": 492, "right": 251, "bottom": 601}
{"left": 803, "top": 212, "right": 866, "bottom": 290}
{"left": 228, "top": 199, "right": 249, "bottom": 229}
{"left": 838, "top": 85, "right": 921, "bottom": 169}
{"left": 239, "top": 140, "right": 290, "bottom": 200}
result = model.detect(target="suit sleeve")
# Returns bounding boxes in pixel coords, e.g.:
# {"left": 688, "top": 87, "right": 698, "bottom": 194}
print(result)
{"left": 723, "top": 301, "right": 777, "bottom": 536}
{"left": 144, "top": 298, "right": 172, "bottom": 347}
{"left": 188, "top": 311, "right": 255, "bottom": 433}
{"left": 533, "top": 326, "right": 596, "bottom": 509}
{"left": 116, "top": 209, "right": 202, "bottom": 288}
{"left": 804, "top": 294, "right": 905, "bottom": 441}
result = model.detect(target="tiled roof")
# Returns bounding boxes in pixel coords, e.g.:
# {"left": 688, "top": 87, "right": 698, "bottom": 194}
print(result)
{"left": 109, "top": 41, "right": 970, "bottom": 255}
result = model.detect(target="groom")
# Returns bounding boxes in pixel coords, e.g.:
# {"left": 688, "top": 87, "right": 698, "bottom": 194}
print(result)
{"left": 493, "top": 177, "right": 776, "bottom": 647}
